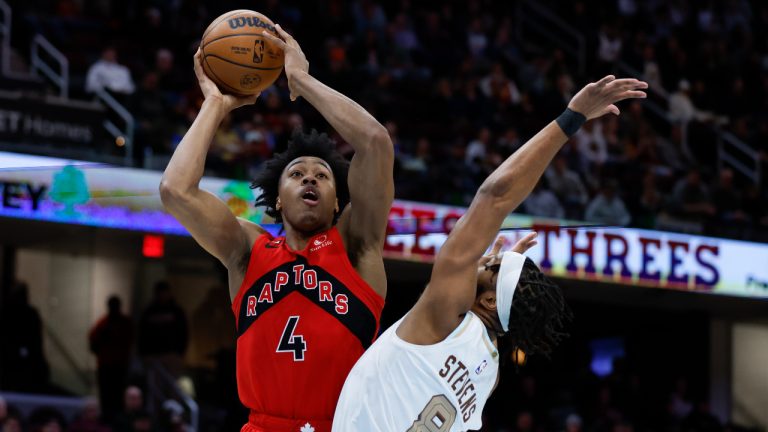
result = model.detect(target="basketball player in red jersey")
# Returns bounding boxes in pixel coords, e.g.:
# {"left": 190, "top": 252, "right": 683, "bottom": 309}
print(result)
{"left": 160, "top": 24, "right": 393, "bottom": 432}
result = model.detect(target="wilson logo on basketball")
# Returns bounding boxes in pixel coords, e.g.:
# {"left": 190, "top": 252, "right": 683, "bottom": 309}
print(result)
{"left": 253, "top": 40, "right": 265, "bottom": 63}
{"left": 227, "top": 16, "right": 276, "bottom": 32}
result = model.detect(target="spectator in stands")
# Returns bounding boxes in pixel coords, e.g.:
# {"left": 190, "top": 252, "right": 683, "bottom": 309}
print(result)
{"left": 523, "top": 178, "right": 565, "bottom": 219}
{"left": 497, "top": 127, "right": 522, "bottom": 156}
{"left": 208, "top": 114, "right": 245, "bottom": 176}
{"left": 596, "top": 23, "right": 623, "bottom": 70}
{"left": 514, "top": 410, "right": 536, "bottom": 432}
{"left": 138, "top": 281, "right": 188, "bottom": 377}
{"left": 113, "top": 386, "right": 150, "bottom": 432}
{"left": 68, "top": 398, "right": 110, "bottom": 432}
{"left": 133, "top": 71, "right": 173, "bottom": 159}
{"left": 641, "top": 44, "right": 663, "bottom": 91}
{"left": 158, "top": 400, "right": 187, "bottom": 432}
{"left": 634, "top": 170, "right": 664, "bottom": 228}
{"left": 28, "top": 407, "right": 66, "bottom": 432}
{"left": 743, "top": 185, "right": 768, "bottom": 238}
{"left": 612, "top": 421, "right": 635, "bottom": 432}
{"left": 0, "top": 280, "right": 50, "bottom": 393}
{"left": 89, "top": 295, "right": 133, "bottom": 423}
{"left": 585, "top": 180, "right": 631, "bottom": 226}
{"left": 668, "top": 169, "right": 716, "bottom": 224}
{"left": 465, "top": 127, "right": 491, "bottom": 167}
{"left": 85, "top": 47, "right": 136, "bottom": 96}
{"left": 479, "top": 63, "right": 522, "bottom": 106}
{"left": 0, "top": 398, "right": 23, "bottom": 432}
{"left": 564, "top": 413, "right": 584, "bottom": 432}
{"left": 712, "top": 168, "right": 747, "bottom": 223}
{"left": 1, "top": 411, "right": 22, "bottom": 432}
{"left": 546, "top": 155, "right": 588, "bottom": 219}
{"left": 680, "top": 399, "right": 722, "bottom": 432}
{"left": 573, "top": 119, "right": 608, "bottom": 183}
{"left": 668, "top": 80, "right": 698, "bottom": 125}
{"left": 153, "top": 49, "right": 185, "bottom": 97}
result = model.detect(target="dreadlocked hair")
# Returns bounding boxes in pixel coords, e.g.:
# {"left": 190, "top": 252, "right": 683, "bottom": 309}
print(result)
{"left": 502, "top": 258, "right": 573, "bottom": 362}
{"left": 251, "top": 128, "right": 350, "bottom": 224}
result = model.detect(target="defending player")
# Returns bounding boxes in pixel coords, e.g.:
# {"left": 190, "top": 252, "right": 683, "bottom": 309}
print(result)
{"left": 332, "top": 75, "right": 648, "bottom": 432}
{"left": 160, "top": 25, "right": 393, "bottom": 432}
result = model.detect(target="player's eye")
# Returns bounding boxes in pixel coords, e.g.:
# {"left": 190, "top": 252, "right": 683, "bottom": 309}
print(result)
{"left": 317, "top": 172, "right": 327, "bottom": 179}
{"left": 290, "top": 171, "right": 302, "bottom": 177}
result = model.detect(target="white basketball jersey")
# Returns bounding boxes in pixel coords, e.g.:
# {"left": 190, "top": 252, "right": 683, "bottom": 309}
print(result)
{"left": 332, "top": 311, "right": 499, "bottom": 432}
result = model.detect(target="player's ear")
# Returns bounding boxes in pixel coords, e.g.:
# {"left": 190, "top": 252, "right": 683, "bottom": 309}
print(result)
{"left": 334, "top": 198, "right": 339, "bottom": 214}
{"left": 478, "top": 290, "right": 497, "bottom": 312}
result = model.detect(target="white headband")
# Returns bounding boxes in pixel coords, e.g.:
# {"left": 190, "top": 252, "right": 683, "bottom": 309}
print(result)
{"left": 496, "top": 251, "right": 526, "bottom": 332}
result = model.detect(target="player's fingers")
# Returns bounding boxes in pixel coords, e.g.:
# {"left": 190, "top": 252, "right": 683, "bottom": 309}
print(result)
{"left": 262, "top": 32, "right": 287, "bottom": 50}
{"left": 520, "top": 231, "right": 537, "bottom": 246}
{"left": 603, "top": 104, "right": 620, "bottom": 116}
{"left": 611, "top": 90, "right": 647, "bottom": 103}
{"left": 192, "top": 49, "right": 206, "bottom": 78}
{"left": 624, "top": 90, "right": 647, "bottom": 99}
{"left": 608, "top": 79, "right": 648, "bottom": 95}
{"left": 595, "top": 75, "right": 616, "bottom": 87}
{"left": 274, "top": 24, "right": 293, "bottom": 43}
{"left": 491, "top": 236, "right": 505, "bottom": 255}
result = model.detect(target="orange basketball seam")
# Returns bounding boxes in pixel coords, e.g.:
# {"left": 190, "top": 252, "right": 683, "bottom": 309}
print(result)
{"left": 204, "top": 54, "right": 284, "bottom": 71}
{"left": 202, "top": 55, "right": 246, "bottom": 94}
{"left": 202, "top": 33, "right": 280, "bottom": 48}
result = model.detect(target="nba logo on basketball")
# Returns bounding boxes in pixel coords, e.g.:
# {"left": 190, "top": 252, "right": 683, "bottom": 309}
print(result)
{"left": 253, "top": 40, "right": 264, "bottom": 63}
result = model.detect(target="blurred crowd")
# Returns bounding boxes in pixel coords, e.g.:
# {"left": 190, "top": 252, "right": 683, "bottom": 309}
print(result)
{"left": 11, "top": 0, "right": 768, "bottom": 240}
{"left": 0, "top": 281, "right": 208, "bottom": 432}
{"left": 1, "top": 279, "right": 760, "bottom": 432}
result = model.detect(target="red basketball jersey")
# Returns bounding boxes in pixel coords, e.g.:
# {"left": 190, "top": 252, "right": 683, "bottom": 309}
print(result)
{"left": 231, "top": 227, "right": 384, "bottom": 432}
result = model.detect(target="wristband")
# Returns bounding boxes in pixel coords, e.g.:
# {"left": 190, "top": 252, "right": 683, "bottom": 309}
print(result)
{"left": 556, "top": 108, "right": 587, "bottom": 137}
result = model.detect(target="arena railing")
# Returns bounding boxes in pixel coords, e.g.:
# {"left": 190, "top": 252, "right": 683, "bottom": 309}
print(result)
{"left": 718, "top": 129, "right": 762, "bottom": 185}
{"left": 518, "top": 0, "right": 761, "bottom": 186}
{"left": 147, "top": 361, "right": 199, "bottom": 432}
{"left": 94, "top": 88, "right": 135, "bottom": 167}
{"left": 0, "top": 0, "right": 10, "bottom": 77}
{"left": 515, "top": 0, "right": 586, "bottom": 76}
{"left": 43, "top": 321, "right": 94, "bottom": 395}
{"left": 30, "top": 34, "right": 68, "bottom": 99}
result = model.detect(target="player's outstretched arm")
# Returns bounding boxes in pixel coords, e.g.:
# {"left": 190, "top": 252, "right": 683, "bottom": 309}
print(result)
{"left": 401, "top": 76, "right": 647, "bottom": 343}
{"left": 265, "top": 25, "right": 394, "bottom": 297}
{"left": 160, "top": 49, "right": 263, "bottom": 299}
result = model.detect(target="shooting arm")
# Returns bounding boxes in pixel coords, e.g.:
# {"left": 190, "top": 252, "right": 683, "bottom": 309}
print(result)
{"left": 160, "top": 51, "right": 262, "bottom": 299}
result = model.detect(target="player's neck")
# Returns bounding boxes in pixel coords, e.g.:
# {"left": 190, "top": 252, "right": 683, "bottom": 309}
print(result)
{"left": 283, "top": 223, "right": 331, "bottom": 250}
{"left": 470, "top": 307, "right": 502, "bottom": 344}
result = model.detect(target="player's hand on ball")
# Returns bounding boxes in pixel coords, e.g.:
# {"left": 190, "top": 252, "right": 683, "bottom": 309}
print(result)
{"left": 511, "top": 232, "right": 538, "bottom": 254}
{"left": 263, "top": 24, "right": 309, "bottom": 101}
{"left": 193, "top": 48, "right": 259, "bottom": 112}
{"left": 568, "top": 75, "right": 648, "bottom": 120}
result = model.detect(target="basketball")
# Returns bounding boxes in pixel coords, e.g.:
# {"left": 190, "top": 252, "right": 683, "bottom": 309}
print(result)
{"left": 200, "top": 10, "right": 284, "bottom": 95}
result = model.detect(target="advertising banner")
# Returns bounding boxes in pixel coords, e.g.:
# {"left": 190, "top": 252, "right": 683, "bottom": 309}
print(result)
{"left": 1, "top": 152, "right": 766, "bottom": 298}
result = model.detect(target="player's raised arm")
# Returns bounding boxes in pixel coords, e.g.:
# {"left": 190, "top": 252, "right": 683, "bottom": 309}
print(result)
{"left": 159, "top": 49, "right": 262, "bottom": 299}
{"left": 264, "top": 25, "right": 394, "bottom": 297}
{"left": 405, "top": 76, "right": 647, "bottom": 340}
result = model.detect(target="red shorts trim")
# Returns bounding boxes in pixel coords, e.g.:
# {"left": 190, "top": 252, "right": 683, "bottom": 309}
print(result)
{"left": 241, "top": 412, "right": 332, "bottom": 432}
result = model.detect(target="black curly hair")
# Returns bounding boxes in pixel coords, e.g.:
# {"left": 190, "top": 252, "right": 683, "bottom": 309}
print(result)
{"left": 251, "top": 129, "right": 350, "bottom": 224}
{"left": 482, "top": 258, "right": 572, "bottom": 360}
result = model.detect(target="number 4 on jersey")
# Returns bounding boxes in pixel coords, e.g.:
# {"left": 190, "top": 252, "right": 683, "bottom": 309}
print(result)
{"left": 277, "top": 316, "right": 307, "bottom": 361}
